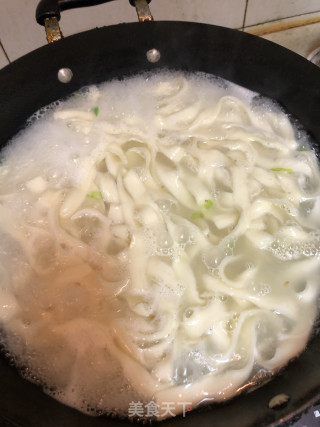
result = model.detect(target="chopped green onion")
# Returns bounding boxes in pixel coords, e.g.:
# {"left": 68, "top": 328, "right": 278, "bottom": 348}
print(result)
{"left": 270, "top": 168, "right": 293, "bottom": 173}
{"left": 228, "top": 240, "right": 235, "bottom": 249}
{"left": 92, "top": 106, "right": 99, "bottom": 117}
{"left": 191, "top": 211, "right": 203, "bottom": 219}
{"left": 86, "top": 191, "right": 103, "bottom": 200}
{"left": 297, "top": 147, "right": 310, "bottom": 151}
{"left": 204, "top": 199, "right": 213, "bottom": 209}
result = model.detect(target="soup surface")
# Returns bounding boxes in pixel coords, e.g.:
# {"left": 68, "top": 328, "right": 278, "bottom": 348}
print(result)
{"left": 0, "top": 72, "right": 320, "bottom": 419}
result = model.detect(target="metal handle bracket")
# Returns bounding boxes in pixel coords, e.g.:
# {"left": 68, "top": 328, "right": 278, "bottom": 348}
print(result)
{"left": 36, "top": 0, "right": 153, "bottom": 43}
{"left": 132, "top": 0, "right": 153, "bottom": 22}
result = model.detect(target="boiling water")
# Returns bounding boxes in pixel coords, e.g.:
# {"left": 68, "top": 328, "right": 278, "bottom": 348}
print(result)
{"left": 0, "top": 72, "right": 320, "bottom": 419}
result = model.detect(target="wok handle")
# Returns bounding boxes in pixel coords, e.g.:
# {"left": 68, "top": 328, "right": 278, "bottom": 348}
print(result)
{"left": 36, "top": 0, "right": 153, "bottom": 43}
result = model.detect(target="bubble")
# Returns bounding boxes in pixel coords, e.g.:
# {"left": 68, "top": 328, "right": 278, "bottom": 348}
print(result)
{"left": 299, "top": 199, "right": 314, "bottom": 215}
{"left": 174, "top": 225, "right": 190, "bottom": 244}
{"left": 252, "top": 282, "right": 271, "bottom": 297}
{"left": 268, "top": 234, "right": 320, "bottom": 261}
{"left": 46, "top": 170, "right": 61, "bottom": 184}
{"left": 224, "top": 320, "right": 235, "bottom": 332}
{"left": 184, "top": 309, "right": 194, "bottom": 319}
{"left": 155, "top": 199, "right": 172, "bottom": 212}
{"left": 202, "top": 247, "right": 223, "bottom": 269}
{"left": 157, "top": 231, "right": 173, "bottom": 249}
{"left": 225, "top": 247, "right": 233, "bottom": 257}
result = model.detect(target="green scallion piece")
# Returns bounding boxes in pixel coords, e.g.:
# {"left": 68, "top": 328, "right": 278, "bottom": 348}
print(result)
{"left": 204, "top": 199, "right": 213, "bottom": 209}
{"left": 92, "top": 106, "right": 99, "bottom": 117}
{"left": 270, "top": 168, "right": 293, "bottom": 173}
{"left": 191, "top": 211, "right": 203, "bottom": 219}
{"left": 86, "top": 191, "right": 103, "bottom": 200}
{"left": 297, "top": 147, "right": 310, "bottom": 151}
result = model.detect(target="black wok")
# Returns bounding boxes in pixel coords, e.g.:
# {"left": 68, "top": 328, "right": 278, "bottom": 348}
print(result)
{"left": 0, "top": 1, "right": 319, "bottom": 426}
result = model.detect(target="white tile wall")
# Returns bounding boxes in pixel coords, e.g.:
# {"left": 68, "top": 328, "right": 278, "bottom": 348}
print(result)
{"left": 245, "top": 0, "right": 320, "bottom": 27}
{"left": 150, "top": 0, "right": 246, "bottom": 28}
{"left": 262, "top": 21, "right": 320, "bottom": 58}
{"left": 0, "top": 0, "right": 319, "bottom": 69}
{"left": 0, "top": 0, "right": 246, "bottom": 63}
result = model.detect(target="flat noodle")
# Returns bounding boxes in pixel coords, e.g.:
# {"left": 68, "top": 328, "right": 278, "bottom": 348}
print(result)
{"left": 0, "top": 72, "right": 320, "bottom": 419}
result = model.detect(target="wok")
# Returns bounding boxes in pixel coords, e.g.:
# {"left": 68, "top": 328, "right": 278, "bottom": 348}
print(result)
{"left": 0, "top": 1, "right": 319, "bottom": 426}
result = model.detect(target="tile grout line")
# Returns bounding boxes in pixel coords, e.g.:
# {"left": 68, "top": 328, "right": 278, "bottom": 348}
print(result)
{"left": 0, "top": 40, "right": 10, "bottom": 63}
{"left": 244, "top": 9, "right": 320, "bottom": 31}
{"left": 242, "top": 0, "right": 249, "bottom": 31}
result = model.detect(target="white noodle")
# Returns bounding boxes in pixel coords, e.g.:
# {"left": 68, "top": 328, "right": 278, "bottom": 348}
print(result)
{"left": 0, "top": 72, "right": 319, "bottom": 419}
